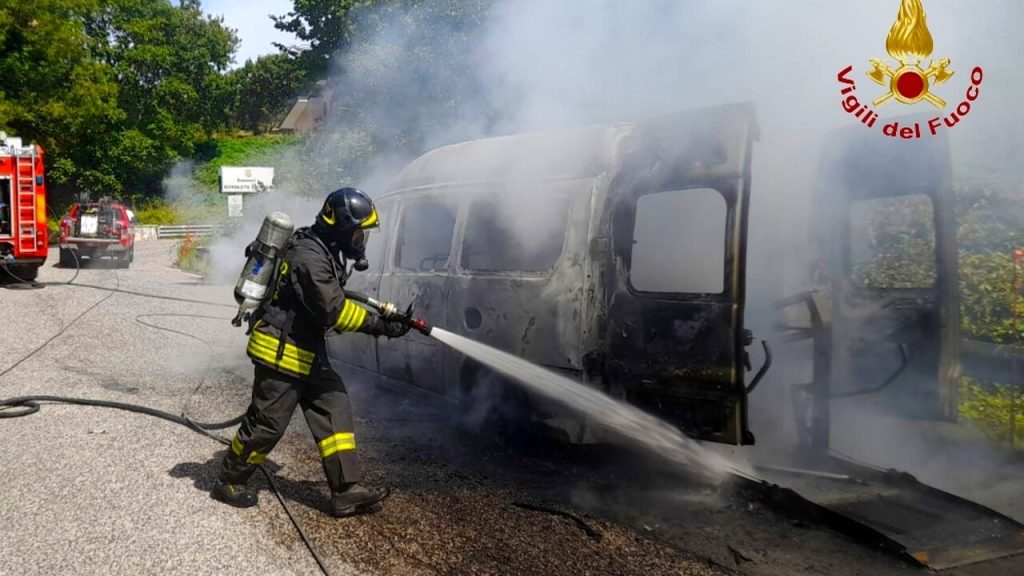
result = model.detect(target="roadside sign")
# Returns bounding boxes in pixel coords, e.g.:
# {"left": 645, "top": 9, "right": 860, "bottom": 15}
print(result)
{"left": 220, "top": 166, "right": 274, "bottom": 194}
{"left": 227, "top": 194, "right": 244, "bottom": 218}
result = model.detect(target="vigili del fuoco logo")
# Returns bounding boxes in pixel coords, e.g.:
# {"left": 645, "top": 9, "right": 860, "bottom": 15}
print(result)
{"left": 837, "top": 0, "right": 983, "bottom": 139}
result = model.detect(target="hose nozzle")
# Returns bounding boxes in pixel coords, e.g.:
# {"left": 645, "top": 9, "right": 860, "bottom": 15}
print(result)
{"left": 408, "top": 316, "right": 432, "bottom": 336}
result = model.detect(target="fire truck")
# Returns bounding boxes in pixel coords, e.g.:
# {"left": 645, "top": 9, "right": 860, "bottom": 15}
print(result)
{"left": 0, "top": 133, "right": 48, "bottom": 281}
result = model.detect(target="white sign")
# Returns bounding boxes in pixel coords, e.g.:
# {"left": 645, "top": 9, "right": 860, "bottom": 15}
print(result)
{"left": 227, "top": 194, "right": 244, "bottom": 218}
{"left": 220, "top": 166, "right": 274, "bottom": 194}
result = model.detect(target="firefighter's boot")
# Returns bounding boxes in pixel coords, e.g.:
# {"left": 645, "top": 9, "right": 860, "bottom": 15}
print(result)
{"left": 211, "top": 480, "right": 258, "bottom": 508}
{"left": 331, "top": 483, "right": 389, "bottom": 518}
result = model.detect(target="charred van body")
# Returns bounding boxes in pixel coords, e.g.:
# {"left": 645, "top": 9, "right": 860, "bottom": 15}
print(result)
{"left": 335, "top": 103, "right": 763, "bottom": 445}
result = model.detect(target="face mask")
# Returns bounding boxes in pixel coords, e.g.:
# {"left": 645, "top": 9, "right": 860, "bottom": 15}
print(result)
{"left": 339, "top": 228, "right": 369, "bottom": 267}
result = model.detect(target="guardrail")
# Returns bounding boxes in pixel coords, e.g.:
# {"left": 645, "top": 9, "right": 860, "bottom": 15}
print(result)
{"left": 156, "top": 224, "right": 223, "bottom": 239}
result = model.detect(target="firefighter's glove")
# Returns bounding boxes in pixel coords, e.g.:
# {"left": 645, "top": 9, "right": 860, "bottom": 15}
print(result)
{"left": 363, "top": 314, "right": 411, "bottom": 339}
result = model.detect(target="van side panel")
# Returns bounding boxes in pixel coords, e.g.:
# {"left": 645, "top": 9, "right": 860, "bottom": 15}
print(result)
{"left": 444, "top": 179, "right": 592, "bottom": 397}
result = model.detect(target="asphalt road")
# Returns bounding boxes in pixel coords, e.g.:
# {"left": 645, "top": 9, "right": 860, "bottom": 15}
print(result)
{"left": 1, "top": 240, "right": 1019, "bottom": 576}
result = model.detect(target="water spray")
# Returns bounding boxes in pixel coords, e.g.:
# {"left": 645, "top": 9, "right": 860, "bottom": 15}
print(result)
{"left": 344, "top": 290, "right": 732, "bottom": 481}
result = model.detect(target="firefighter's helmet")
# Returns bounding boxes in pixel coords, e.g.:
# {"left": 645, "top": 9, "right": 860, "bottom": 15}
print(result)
{"left": 314, "top": 187, "right": 378, "bottom": 271}
{"left": 317, "top": 188, "right": 379, "bottom": 232}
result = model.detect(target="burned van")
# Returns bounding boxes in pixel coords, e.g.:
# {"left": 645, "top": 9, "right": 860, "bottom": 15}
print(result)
{"left": 334, "top": 103, "right": 762, "bottom": 445}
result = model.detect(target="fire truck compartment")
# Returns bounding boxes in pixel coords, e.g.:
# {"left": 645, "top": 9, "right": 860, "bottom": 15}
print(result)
{"left": 0, "top": 178, "right": 10, "bottom": 237}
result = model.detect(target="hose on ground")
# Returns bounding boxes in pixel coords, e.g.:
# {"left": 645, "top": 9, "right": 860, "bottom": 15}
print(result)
{"left": 0, "top": 240, "right": 334, "bottom": 576}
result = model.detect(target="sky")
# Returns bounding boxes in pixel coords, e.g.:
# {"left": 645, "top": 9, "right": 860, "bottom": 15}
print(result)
{"left": 202, "top": 0, "right": 297, "bottom": 66}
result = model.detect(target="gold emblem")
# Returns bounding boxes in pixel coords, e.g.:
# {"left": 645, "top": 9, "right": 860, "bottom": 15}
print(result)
{"left": 867, "top": 0, "right": 954, "bottom": 108}
{"left": 322, "top": 201, "right": 336, "bottom": 225}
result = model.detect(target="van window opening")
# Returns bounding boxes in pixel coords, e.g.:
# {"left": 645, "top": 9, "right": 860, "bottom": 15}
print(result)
{"left": 395, "top": 201, "right": 455, "bottom": 272}
{"left": 630, "top": 187, "right": 727, "bottom": 294}
{"left": 461, "top": 197, "right": 571, "bottom": 273}
{"left": 849, "top": 194, "right": 936, "bottom": 289}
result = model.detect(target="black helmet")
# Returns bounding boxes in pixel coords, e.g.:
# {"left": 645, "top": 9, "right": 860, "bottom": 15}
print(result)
{"left": 313, "top": 187, "right": 379, "bottom": 271}
{"left": 316, "top": 187, "right": 379, "bottom": 231}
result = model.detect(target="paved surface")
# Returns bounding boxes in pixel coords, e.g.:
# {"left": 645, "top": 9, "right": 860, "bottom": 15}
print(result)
{"left": 1, "top": 240, "right": 1019, "bottom": 576}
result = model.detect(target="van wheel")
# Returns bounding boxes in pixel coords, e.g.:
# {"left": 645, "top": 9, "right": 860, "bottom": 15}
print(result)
{"left": 58, "top": 248, "right": 76, "bottom": 268}
{"left": 456, "top": 362, "right": 533, "bottom": 444}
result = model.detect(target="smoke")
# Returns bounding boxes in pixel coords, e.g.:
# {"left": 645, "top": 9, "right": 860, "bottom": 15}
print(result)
{"left": 161, "top": 160, "right": 205, "bottom": 206}
{"left": 202, "top": 0, "right": 1024, "bottom": 507}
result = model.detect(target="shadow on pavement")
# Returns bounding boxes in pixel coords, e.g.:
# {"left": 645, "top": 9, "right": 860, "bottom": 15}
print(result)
{"left": 169, "top": 452, "right": 332, "bottom": 514}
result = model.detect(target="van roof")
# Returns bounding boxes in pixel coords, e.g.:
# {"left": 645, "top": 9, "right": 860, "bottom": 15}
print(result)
{"left": 383, "top": 103, "right": 758, "bottom": 196}
{"left": 385, "top": 124, "right": 628, "bottom": 194}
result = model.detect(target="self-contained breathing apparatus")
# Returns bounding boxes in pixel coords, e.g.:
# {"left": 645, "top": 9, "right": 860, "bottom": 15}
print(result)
{"left": 231, "top": 210, "right": 431, "bottom": 336}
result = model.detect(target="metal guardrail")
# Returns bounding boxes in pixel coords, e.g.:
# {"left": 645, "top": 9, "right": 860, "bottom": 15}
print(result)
{"left": 156, "top": 224, "right": 223, "bottom": 239}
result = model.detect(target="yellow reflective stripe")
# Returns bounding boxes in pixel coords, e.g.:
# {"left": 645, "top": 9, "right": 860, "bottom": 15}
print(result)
{"left": 333, "top": 300, "right": 367, "bottom": 332}
{"left": 247, "top": 337, "right": 313, "bottom": 367}
{"left": 249, "top": 331, "right": 315, "bottom": 363}
{"left": 318, "top": 432, "right": 356, "bottom": 458}
{"left": 349, "top": 306, "right": 367, "bottom": 331}
{"left": 248, "top": 341, "right": 312, "bottom": 376}
{"left": 333, "top": 300, "right": 356, "bottom": 331}
{"left": 247, "top": 339, "right": 312, "bottom": 376}
{"left": 232, "top": 435, "right": 266, "bottom": 464}
{"left": 359, "top": 207, "right": 379, "bottom": 229}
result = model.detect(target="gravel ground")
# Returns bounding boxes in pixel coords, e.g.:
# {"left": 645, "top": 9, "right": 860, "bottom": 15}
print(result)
{"left": 1, "top": 240, "right": 1018, "bottom": 576}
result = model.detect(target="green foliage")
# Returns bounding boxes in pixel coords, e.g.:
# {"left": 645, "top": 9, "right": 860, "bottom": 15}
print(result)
{"left": 272, "top": 0, "right": 370, "bottom": 78}
{"left": 135, "top": 198, "right": 223, "bottom": 225}
{"left": 960, "top": 378, "right": 1024, "bottom": 449}
{"left": 194, "top": 133, "right": 301, "bottom": 190}
{"left": 960, "top": 252, "right": 1021, "bottom": 343}
{"left": 228, "top": 53, "right": 307, "bottom": 134}
{"left": 175, "top": 234, "right": 210, "bottom": 276}
{"left": 850, "top": 195, "right": 937, "bottom": 289}
{"left": 47, "top": 218, "right": 60, "bottom": 244}
{"left": 0, "top": 1, "right": 238, "bottom": 204}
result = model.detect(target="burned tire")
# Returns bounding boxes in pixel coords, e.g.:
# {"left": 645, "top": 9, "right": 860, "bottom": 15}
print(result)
{"left": 456, "top": 361, "right": 533, "bottom": 442}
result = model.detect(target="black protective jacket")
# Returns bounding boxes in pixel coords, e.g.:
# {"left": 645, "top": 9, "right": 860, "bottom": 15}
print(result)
{"left": 246, "top": 228, "right": 371, "bottom": 379}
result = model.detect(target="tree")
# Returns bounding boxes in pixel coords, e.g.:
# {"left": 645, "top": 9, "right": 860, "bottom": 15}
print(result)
{"left": 229, "top": 53, "right": 306, "bottom": 134}
{"left": 271, "top": 0, "right": 371, "bottom": 79}
{"left": 0, "top": 0, "right": 238, "bottom": 204}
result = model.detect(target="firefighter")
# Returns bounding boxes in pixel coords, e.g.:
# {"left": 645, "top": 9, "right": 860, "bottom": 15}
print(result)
{"left": 212, "top": 187, "right": 410, "bottom": 518}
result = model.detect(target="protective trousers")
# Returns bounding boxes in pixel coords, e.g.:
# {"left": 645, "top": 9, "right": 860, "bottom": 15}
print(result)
{"left": 221, "top": 362, "right": 362, "bottom": 492}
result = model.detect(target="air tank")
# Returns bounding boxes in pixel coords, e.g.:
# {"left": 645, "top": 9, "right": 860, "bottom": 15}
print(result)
{"left": 232, "top": 211, "right": 294, "bottom": 326}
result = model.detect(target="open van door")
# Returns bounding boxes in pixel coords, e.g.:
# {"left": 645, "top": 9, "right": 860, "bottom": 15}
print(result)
{"left": 812, "top": 117, "right": 960, "bottom": 424}
{"left": 603, "top": 103, "right": 760, "bottom": 445}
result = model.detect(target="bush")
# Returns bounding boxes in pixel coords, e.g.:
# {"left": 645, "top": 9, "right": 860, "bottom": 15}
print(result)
{"left": 175, "top": 234, "right": 211, "bottom": 276}
{"left": 194, "top": 133, "right": 301, "bottom": 190}
{"left": 135, "top": 198, "right": 225, "bottom": 225}
{"left": 960, "top": 378, "right": 1024, "bottom": 449}
{"left": 47, "top": 218, "right": 60, "bottom": 244}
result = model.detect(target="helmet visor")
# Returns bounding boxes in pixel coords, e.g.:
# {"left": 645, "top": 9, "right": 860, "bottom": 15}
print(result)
{"left": 349, "top": 228, "right": 368, "bottom": 252}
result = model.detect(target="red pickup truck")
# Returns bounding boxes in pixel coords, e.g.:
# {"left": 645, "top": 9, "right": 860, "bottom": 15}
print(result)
{"left": 59, "top": 201, "right": 135, "bottom": 268}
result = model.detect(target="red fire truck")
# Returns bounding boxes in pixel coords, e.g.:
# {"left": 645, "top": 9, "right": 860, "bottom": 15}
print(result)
{"left": 0, "top": 134, "right": 48, "bottom": 281}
